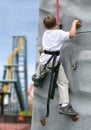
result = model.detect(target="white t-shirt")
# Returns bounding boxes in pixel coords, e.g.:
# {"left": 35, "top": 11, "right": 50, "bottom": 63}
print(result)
{"left": 40, "top": 29, "right": 69, "bottom": 65}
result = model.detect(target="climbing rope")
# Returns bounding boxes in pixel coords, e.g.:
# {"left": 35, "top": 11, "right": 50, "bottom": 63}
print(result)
{"left": 56, "top": 0, "right": 60, "bottom": 23}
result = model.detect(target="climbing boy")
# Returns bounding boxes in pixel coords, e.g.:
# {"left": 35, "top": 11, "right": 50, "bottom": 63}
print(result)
{"left": 32, "top": 15, "right": 80, "bottom": 116}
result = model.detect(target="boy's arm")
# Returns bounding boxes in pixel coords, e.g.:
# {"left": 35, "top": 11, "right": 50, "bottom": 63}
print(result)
{"left": 69, "top": 20, "right": 80, "bottom": 39}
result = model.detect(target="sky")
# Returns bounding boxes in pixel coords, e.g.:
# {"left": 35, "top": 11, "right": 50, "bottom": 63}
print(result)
{"left": 0, "top": 0, "right": 39, "bottom": 86}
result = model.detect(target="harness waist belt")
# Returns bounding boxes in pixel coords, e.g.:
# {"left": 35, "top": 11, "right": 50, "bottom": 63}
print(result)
{"left": 44, "top": 50, "right": 60, "bottom": 56}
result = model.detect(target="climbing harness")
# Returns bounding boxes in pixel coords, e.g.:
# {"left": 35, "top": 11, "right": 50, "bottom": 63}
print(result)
{"left": 44, "top": 50, "right": 60, "bottom": 69}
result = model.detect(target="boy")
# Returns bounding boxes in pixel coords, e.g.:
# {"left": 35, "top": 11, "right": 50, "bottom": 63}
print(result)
{"left": 32, "top": 15, "right": 80, "bottom": 116}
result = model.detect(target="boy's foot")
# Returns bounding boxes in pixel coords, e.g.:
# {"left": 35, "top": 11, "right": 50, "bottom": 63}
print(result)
{"left": 58, "top": 104, "right": 78, "bottom": 116}
{"left": 32, "top": 74, "right": 42, "bottom": 87}
{"left": 32, "top": 74, "right": 47, "bottom": 82}
{"left": 34, "top": 82, "right": 42, "bottom": 88}
{"left": 32, "top": 74, "right": 47, "bottom": 88}
{"left": 32, "top": 74, "right": 41, "bottom": 82}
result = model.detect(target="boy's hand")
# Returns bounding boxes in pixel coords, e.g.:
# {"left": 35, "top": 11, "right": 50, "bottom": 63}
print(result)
{"left": 73, "top": 20, "right": 81, "bottom": 29}
{"left": 74, "top": 19, "right": 80, "bottom": 24}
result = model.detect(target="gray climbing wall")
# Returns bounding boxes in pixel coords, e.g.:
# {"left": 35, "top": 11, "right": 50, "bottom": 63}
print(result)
{"left": 31, "top": 0, "right": 91, "bottom": 130}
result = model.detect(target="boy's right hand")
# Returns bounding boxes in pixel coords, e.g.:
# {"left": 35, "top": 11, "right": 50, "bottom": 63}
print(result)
{"left": 73, "top": 19, "right": 80, "bottom": 24}
{"left": 73, "top": 20, "right": 81, "bottom": 29}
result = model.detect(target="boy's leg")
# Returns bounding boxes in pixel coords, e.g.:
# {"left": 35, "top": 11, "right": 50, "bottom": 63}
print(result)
{"left": 57, "top": 63, "right": 69, "bottom": 104}
{"left": 32, "top": 63, "right": 48, "bottom": 87}
{"left": 35, "top": 63, "right": 47, "bottom": 78}
{"left": 34, "top": 62, "right": 54, "bottom": 81}
{"left": 57, "top": 64, "right": 77, "bottom": 115}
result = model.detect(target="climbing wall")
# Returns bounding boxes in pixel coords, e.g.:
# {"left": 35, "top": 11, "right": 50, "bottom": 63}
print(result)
{"left": 31, "top": 0, "right": 91, "bottom": 130}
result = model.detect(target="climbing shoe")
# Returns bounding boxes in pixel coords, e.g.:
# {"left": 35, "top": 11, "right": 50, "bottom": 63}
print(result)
{"left": 32, "top": 74, "right": 41, "bottom": 82}
{"left": 58, "top": 104, "right": 78, "bottom": 116}
{"left": 32, "top": 74, "right": 47, "bottom": 88}
{"left": 33, "top": 81, "right": 43, "bottom": 88}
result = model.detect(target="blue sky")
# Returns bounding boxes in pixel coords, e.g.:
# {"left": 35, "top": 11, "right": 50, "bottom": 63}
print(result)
{"left": 0, "top": 0, "right": 39, "bottom": 85}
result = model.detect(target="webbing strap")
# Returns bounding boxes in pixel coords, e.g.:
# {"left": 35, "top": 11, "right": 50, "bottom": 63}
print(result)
{"left": 50, "top": 62, "right": 60, "bottom": 99}
{"left": 44, "top": 50, "right": 60, "bottom": 55}
{"left": 46, "top": 54, "right": 60, "bottom": 117}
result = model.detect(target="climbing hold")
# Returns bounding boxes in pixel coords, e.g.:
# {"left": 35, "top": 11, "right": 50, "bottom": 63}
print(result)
{"left": 71, "top": 114, "right": 79, "bottom": 121}
{"left": 40, "top": 117, "right": 46, "bottom": 126}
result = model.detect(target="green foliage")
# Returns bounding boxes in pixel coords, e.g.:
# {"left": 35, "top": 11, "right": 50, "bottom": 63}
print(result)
{"left": 18, "top": 110, "right": 32, "bottom": 117}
